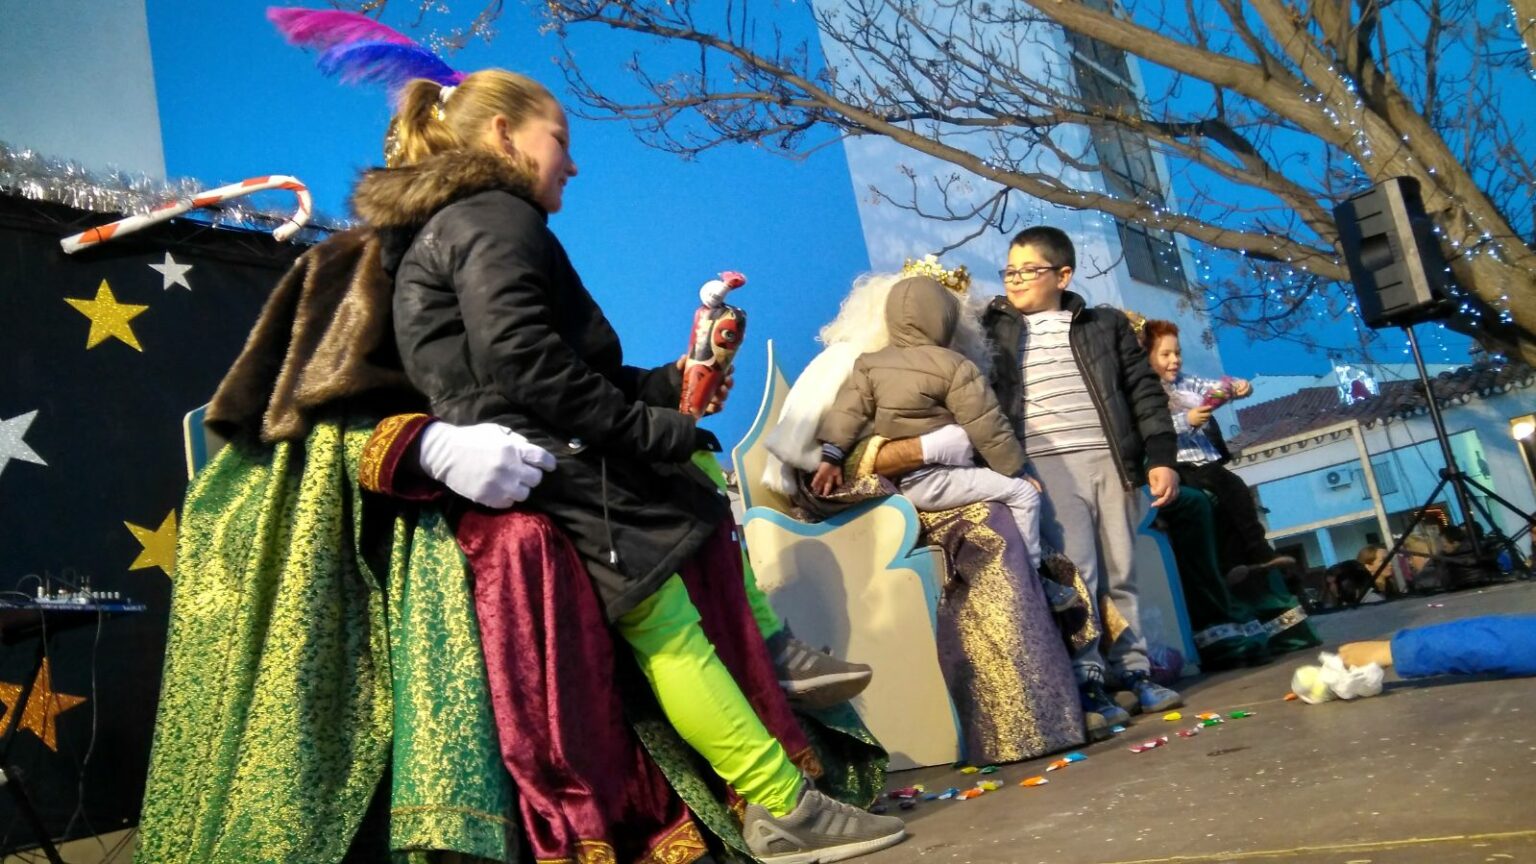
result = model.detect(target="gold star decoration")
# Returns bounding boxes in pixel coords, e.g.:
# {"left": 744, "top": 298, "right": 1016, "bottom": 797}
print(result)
{"left": 126, "top": 510, "right": 177, "bottom": 578}
{"left": 0, "top": 659, "right": 87, "bottom": 752}
{"left": 64, "top": 279, "right": 148, "bottom": 351}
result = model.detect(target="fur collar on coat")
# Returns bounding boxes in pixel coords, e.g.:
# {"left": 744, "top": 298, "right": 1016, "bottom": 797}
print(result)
{"left": 350, "top": 147, "right": 540, "bottom": 229}
{"left": 207, "top": 148, "right": 539, "bottom": 442}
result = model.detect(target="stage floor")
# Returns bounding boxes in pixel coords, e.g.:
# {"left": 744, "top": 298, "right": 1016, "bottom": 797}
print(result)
{"left": 14, "top": 582, "right": 1534, "bottom": 864}
{"left": 867, "top": 579, "right": 1536, "bottom": 864}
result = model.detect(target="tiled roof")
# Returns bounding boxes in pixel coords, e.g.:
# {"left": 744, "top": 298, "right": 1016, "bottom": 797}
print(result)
{"left": 1229, "top": 360, "right": 1536, "bottom": 452}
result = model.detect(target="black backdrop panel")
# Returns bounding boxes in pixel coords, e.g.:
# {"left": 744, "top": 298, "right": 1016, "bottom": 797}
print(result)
{"left": 0, "top": 194, "right": 306, "bottom": 847}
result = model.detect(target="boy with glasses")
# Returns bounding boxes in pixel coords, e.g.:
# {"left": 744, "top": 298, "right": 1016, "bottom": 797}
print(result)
{"left": 983, "top": 227, "right": 1184, "bottom": 731}
{"left": 870, "top": 227, "right": 1185, "bottom": 737}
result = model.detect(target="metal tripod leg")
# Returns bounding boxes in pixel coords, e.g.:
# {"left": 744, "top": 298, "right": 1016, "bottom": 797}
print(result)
{"left": 1458, "top": 473, "right": 1535, "bottom": 577}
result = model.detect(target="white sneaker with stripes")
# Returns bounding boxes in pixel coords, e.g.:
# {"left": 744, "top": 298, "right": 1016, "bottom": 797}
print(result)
{"left": 774, "top": 637, "right": 873, "bottom": 710}
{"left": 743, "top": 786, "right": 906, "bottom": 864}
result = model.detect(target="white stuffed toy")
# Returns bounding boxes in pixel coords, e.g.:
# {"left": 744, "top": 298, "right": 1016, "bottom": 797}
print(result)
{"left": 1291, "top": 651, "right": 1385, "bottom": 704}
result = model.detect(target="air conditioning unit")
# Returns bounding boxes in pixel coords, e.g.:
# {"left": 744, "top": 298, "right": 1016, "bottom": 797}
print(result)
{"left": 1324, "top": 469, "right": 1352, "bottom": 488}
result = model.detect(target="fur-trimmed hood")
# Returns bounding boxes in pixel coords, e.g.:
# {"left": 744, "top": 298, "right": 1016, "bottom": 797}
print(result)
{"left": 205, "top": 228, "right": 422, "bottom": 442}
{"left": 205, "top": 149, "right": 545, "bottom": 443}
{"left": 351, "top": 148, "right": 541, "bottom": 229}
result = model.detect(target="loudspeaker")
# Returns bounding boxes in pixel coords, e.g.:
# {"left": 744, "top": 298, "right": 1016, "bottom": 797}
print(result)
{"left": 1333, "top": 176, "right": 1451, "bottom": 328}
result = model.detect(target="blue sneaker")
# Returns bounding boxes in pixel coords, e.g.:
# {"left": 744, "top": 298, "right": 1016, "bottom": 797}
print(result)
{"left": 1079, "top": 668, "right": 1131, "bottom": 737}
{"left": 1122, "top": 670, "right": 1182, "bottom": 714}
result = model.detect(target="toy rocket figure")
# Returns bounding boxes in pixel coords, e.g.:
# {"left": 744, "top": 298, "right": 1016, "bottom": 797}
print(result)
{"left": 680, "top": 271, "right": 748, "bottom": 417}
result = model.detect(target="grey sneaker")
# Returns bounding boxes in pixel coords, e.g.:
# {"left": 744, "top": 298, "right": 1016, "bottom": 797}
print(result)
{"left": 1079, "top": 667, "right": 1132, "bottom": 729}
{"left": 1083, "top": 705, "right": 1112, "bottom": 742}
{"left": 775, "top": 637, "right": 873, "bottom": 710}
{"left": 743, "top": 786, "right": 906, "bottom": 864}
{"left": 1122, "top": 670, "right": 1183, "bottom": 714}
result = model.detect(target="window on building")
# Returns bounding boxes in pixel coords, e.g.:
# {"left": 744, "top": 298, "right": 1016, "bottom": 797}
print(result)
{"left": 1354, "top": 460, "right": 1399, "bottom": 499}
{"left": 1065, "top": 15, "right": 1189, "bottom": 293}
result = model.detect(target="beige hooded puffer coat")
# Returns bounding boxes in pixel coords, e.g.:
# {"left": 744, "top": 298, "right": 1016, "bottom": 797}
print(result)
{"left": 816, "top": 276, "right": 1027, "bottom": 476}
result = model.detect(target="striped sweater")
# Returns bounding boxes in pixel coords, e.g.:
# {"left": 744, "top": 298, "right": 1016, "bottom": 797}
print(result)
{"left": 1017, "top": 310, "right": 1109, "bottom": 456}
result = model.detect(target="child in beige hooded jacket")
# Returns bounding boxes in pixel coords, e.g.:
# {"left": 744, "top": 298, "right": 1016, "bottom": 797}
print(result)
{"left": 813, "top": 275, "right": 1044, "bottom": 567}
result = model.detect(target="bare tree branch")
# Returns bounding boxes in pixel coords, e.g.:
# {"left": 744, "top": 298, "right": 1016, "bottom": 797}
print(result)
{"left": 354, "top": 0, "right": 1536, "bottom": 362}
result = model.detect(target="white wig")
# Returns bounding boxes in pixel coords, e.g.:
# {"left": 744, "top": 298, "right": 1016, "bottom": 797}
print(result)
{"left": 816, "top": 271, "right": 904, "bottom": 352}
{"left": 761, "top": 269, "right": 993, "bottom": 489}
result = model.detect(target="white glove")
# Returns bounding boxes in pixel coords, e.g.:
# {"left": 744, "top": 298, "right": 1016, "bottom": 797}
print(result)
{"left": 919, "top": 424, "right": 975, "bottom": 467}
{"left": 417, "top": 421, "right": 557, "bottom": 508}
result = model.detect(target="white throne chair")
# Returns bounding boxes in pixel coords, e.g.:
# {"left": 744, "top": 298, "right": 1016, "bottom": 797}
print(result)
{"left": 732, "top": 340, "right": 963, "bottom": 769}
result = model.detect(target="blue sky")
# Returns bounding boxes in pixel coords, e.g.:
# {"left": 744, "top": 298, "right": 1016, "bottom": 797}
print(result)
{"left": 148, "top": 0, "right": 879, "bottom": 448}
{"left": 143, "top": 1, "right": 1477, "bottom": 446}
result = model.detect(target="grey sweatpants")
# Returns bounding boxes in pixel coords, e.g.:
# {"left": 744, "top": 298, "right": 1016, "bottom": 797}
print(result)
{"left": 899, "top": 465, "right": 1042, "bottom": 568}
{"left": 1030, "top": 448, "right": 1150, "bottom": 679}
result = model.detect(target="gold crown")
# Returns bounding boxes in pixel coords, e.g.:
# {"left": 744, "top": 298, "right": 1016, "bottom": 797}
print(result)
{"left": 901, "top": 254, "right": 971, "bottom": 294}
{"left": 1124, "top": 309, "right": 1147, "bottom": 334}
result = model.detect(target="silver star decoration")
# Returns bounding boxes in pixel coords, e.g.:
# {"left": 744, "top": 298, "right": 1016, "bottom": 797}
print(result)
{"left": 149, "top": 252, "right": 193, "bottom": 290}
{"left": 0, "top": 410, "right": 47, "bottom": 480}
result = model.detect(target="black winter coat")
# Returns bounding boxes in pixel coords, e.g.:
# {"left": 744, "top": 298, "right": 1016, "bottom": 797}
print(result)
{"left": 982, "top": 290, "right": 1177, "bottom": 487}
{"left": 354, "top": 149, "right": 728, "bottom": 620}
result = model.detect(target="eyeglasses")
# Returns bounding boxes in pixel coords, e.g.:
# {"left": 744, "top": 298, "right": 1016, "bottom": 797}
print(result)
{"left": 998, "top": 265, "right": 1064, "bottom": 284}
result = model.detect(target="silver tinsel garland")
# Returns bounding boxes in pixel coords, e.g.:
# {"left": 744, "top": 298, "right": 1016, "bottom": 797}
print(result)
{"left": 0, "top": 140, "right": 345, "bottom": 243}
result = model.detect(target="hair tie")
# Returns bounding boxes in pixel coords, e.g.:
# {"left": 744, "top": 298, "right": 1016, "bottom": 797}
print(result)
{"left": 431, "top": 84, "right": 458, "bottom": 122}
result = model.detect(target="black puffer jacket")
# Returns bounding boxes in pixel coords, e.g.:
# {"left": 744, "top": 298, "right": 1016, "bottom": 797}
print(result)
{"left": 982, "top": 290, "right": 1176, "bottom": 487}
{"left": 354, "top": 149, "right": 727, "bottom": 620}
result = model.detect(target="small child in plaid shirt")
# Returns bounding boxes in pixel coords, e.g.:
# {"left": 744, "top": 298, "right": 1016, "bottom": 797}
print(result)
{"left": 1140, "top": 319, "right": 1294, "bottom": 577}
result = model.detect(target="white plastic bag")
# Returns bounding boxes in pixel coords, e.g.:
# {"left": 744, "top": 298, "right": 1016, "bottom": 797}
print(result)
{"left": 1291, "top": 651, "right": 1384, "bottom": 704}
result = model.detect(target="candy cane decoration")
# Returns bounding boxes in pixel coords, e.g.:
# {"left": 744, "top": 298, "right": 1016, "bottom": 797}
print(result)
{"left": 60, "top": 175, "right": 313, "bottom": 254}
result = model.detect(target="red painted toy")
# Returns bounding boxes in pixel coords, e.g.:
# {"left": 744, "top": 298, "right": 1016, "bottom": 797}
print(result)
{"left": 680, "top": 271, "right": 748, "bottom": 417}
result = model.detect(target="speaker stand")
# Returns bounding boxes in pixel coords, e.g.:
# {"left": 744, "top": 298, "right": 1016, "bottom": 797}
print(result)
{"left": 1369, "top": 325, "right": 1534, "bottom": 589}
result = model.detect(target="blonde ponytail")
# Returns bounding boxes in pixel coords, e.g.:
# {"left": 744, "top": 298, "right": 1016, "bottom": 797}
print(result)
{"left": 384, "top": 70, "right": 556, "bottom": 167}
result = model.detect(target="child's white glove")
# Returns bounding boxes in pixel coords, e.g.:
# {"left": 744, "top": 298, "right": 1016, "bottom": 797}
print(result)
{"left": 417, "top": 421, "right": 557, "bottom": 508}
{"left": 919, "top": 424, "right": 974, "bottom": 467}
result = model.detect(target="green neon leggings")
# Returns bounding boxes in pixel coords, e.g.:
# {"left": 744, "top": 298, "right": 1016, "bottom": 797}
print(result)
{"left": 615, "top": 573, "right": 803, "bottom": 815}
{"left": 690, "top": 451, "right": 784, "bottom": 640}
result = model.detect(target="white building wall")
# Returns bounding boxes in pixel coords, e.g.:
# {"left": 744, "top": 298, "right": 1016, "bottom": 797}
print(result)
{"left": 813, "top": 3, "right": 1224, "bottom": 379}
{"left": 0, "top": 0, "right": 165, "bottom": 176}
